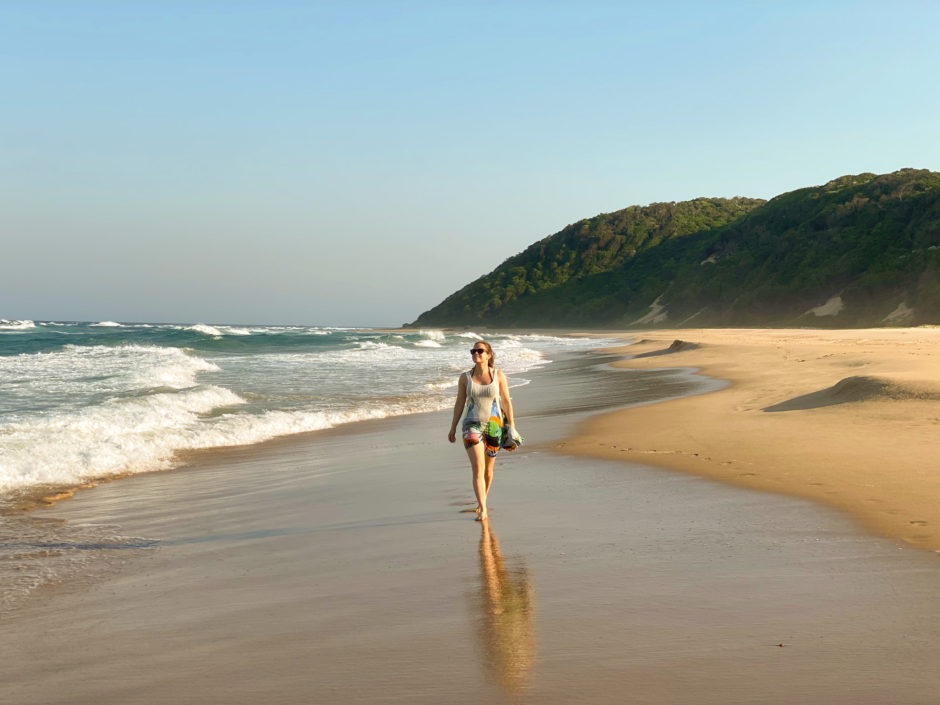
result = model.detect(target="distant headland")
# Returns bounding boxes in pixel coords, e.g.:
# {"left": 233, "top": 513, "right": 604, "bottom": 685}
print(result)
{"left": 412, "top": 168, "right": 940, "bottom": 328}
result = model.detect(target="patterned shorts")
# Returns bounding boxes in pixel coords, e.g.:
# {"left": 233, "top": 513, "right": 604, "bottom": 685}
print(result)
{"left": 462, "top": 417, "right": 503, "bottom": 457}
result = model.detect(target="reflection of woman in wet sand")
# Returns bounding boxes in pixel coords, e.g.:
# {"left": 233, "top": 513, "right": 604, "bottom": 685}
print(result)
{"left": 477, "top": 521, "right": 534, "bottom": 694}
{"left": 447, "top": 341, "right": 516, "bottom": 521}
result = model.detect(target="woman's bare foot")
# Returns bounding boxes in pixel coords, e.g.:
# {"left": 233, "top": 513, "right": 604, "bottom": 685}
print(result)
{"left": 476, "top": 510, "right": 488, "bottom": 521}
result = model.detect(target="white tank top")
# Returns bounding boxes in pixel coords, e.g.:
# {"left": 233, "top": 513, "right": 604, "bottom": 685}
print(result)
{"left": 464, "top": 367, "right": 500, "bottom": 423}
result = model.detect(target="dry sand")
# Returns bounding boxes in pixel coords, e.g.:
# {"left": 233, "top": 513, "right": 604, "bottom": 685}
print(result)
{"left": 563, "top": 327, "right": 940, "bottom": 551}
{"left": 3, "top": 343, "right": 940, "bottom": 704}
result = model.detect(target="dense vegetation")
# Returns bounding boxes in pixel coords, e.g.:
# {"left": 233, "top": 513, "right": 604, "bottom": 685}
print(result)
{"left": 413, "top": 197, "right": 764, "bottom": 324}
{"left": 412, "top": 169, "right": 940, "bottom": 327}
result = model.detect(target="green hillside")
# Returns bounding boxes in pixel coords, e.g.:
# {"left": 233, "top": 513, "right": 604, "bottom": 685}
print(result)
{"left": 412, "top": 169, "right": 940, "bottom": 327}
{"left": 413, "top": 197, "right": 764, "bottom": 324}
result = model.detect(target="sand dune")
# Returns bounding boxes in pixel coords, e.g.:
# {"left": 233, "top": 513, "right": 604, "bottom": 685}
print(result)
{"left": 631, "top": 338, "right": 700, "bottom": 358}
{"left": 764, "top": 375, "right": 940, "bottom": 411}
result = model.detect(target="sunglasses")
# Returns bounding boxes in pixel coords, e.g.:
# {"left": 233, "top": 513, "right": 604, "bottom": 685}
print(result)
{"left": 470, "top": 348, "right": 487, "bottom": 355}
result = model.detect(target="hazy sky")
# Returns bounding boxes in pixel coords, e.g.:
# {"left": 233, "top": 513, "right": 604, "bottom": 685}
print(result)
{"left": 2, "top": 1, "right": 937, "bottom": 326}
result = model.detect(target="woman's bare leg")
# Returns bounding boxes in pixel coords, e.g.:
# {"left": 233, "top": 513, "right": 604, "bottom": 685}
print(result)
{"left": 483, "top": 453, "right": 496, "bottom": 501}
{"left": 465, "top": 443, "right": 488, "bottom": 521}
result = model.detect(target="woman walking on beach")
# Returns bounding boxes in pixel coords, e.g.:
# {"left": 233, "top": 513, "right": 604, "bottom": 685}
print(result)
{"left": 448, "top": 341, "right": 517, "bottom": 521}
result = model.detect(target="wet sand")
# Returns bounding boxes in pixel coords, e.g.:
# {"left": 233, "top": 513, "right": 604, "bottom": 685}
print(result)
{"left": 2, "top": 349, "right": 940, "bottom": 704}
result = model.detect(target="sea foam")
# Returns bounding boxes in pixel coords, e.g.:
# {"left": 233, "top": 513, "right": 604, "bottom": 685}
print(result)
{"left": 0, "top": 386, "right": 454, "bottom": 493}
{"left": 0, "top": 385, "right": 246, "bottom": 492}
{"left": 0, "top": 325, "right": 606, "bottom": 496}
{"left": 188, "top": 323, "right": 224, "bottom": 337}
{"left": 0, "top": 319, "right": 35, "bottom": 330}
{"left": 418, "top": 329, "right": 446, "bottom": 342}
{"left": 0, "top": 345, "right": 220, "bottom": 416}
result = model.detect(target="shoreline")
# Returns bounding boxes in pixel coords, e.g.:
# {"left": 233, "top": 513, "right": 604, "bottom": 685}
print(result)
{"left": 0, "top": 329, "right": 614, "bottom": 517}
{"left": 561, "top": 327, "right": 940, "bottom": 552}
{"left": 9, "top": 325, "right": 939, "bottom": 556}
{"left": 0, "top": 332, "right": 628, "bottom": 517}
{"left": 5, "top": 336, "right": 940, "bottom": 703}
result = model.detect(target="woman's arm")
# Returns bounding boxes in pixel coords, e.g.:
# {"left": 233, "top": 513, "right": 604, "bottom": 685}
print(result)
{"left": 497, "top": 370, "right": 515, "bottom": 428}
{"left": 448, "top": 374, "right": 468, "bottom": 443}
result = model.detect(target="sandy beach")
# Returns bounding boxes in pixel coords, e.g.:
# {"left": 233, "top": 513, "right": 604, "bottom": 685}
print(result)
{"left": 563, "top": 327, "right": 940, "bottom": 552}
{"left": 2, "top": 340, "right": 940, "bottom": 704}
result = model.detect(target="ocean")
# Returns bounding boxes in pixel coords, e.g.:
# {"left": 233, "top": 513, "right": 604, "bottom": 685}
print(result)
{"left": 0, "top": 318, "right": 618, "bottom": 611}
{"left": 0, "top": 319, "right": 608, "bottom": 500}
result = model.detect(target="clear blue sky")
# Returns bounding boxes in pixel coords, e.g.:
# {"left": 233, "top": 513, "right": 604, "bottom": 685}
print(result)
{"left": 2, "top": 1, "right": 937, "bottom": 326}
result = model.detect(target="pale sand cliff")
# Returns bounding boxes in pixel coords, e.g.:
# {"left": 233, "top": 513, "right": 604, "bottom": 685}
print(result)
{"left": 563, "top": 327, "right": 940, "bottom": 551}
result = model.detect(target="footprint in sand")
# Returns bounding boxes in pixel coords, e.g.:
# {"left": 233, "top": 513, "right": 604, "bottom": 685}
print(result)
{"left": 909, "top": 520, "right": 929, "bottom": 526}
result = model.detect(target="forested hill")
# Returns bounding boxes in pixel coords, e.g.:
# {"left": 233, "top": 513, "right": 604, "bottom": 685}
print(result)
{"left": 412, "top": 197, "right": 765, "bottom": 324}
{"left": 411, "top": 169, "right": 940, "bottom": 328}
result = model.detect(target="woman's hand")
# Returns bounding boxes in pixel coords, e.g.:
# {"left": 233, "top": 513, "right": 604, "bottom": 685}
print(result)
{"left": 448, "top": 428, "right": 457, "bottom": 443}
